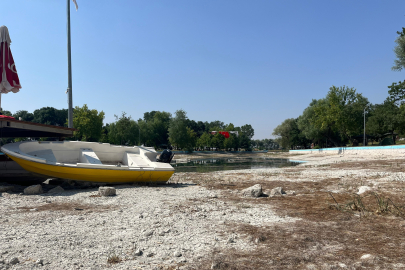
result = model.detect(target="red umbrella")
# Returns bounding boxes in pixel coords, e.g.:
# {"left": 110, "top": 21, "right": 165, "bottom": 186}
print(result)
{"left": 0, "top": 25, "right": 21, "bottom": 113}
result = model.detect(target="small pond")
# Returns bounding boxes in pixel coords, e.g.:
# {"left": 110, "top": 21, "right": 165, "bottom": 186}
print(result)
{"left": 171, "top": 157, "right": 302, "bottom": 173}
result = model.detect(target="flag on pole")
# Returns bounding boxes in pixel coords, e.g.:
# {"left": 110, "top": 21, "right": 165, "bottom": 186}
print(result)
{"left": 72, "top": 0, "right": 78, "bottom": 11}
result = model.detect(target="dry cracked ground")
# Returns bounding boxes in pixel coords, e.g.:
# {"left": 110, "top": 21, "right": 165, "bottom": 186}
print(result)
{"left": 1, "top": 151, "right": 405, "bottom": 269}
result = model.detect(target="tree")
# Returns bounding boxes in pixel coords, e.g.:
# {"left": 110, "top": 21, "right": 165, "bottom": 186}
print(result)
{"left": 241, "top": 124, "right": 254, "bottom": 139}
{"left": 272, "top": 118, "right": 299, "bottom": 149}
{"left": 392, "top": 27, "right": 405, "bottom": 71}
{"left": 33, "top": 107, "right": 68, "bottom": 127}
{"left": 297, "top": 99, "right": 325, "bottom": 143}
{"left": 168, "top": 110, "right": 191, "bottom": 150}
{"left": 150, "top": 111, "right": 171, "bottom": 148}
{"left": 197, "top": 132, "right": 212, "bottom": 150}
{"left": 1, "top": 110, "right": 12, "bottom": 116}
{"left": 73, "top": 104, "right": 105, "bottom": 142}
{"left": 109, "top": 112, "right": 139, "bottom": 146}
{"left": 388, "top": 80, "right": 405, "bottom": 104}
{"left": 186, "top": 127, "right": 197, "bottom": 151}
{"left": 367, "top": 99, "right": 403, "bottom": 143}
{"left": 143, "top": 111, "right": 157, "bottom": 123}
{"left": 13, "top": 110, "right": 34, "bottom": 121}
{"left": 224, "top": 133, "right": 238, "bottom": 151}
{"left": 211, "top": 132, "right": 225, "bottom": 150}
{"left": 312, "top": 86, "right": 368, "bottom": 146}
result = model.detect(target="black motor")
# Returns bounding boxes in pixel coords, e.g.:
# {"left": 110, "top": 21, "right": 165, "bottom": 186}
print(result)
{"left": 157, "top": 149, "right": 174, "bottom": 163}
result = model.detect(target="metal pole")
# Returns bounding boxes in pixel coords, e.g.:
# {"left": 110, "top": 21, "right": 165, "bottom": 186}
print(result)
{"left": 67, "top": 0, "right": 73, "bottom": 128}
{"left": 363, "top": 107, "right": 366, "bottom": 146}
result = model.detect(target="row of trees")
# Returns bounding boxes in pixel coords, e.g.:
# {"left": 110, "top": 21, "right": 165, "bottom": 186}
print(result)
{"left": 272, "top": 86, "right": 405, "bottom": 149}
{"left": 272, "top": 26, "right": 405, "bottom": 149}
{"left": 2, "top": 106, "right": 278, "bottom": 151}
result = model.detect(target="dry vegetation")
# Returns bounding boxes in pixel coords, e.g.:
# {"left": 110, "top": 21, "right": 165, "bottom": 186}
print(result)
{"left": 177, "top": 158, "right": 405, "bottom": 269}
{"left": 16, "top": 201, "right": 116, "bottom": 214}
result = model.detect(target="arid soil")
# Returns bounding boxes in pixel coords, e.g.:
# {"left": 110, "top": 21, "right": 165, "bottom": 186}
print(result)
{"left": 1, "top": 150, "right": 405, "bottom": 269}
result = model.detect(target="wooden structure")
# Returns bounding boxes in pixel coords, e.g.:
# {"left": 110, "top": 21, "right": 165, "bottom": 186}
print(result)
{"left": 0, "top": 118, "right": 75, "bottom": 139}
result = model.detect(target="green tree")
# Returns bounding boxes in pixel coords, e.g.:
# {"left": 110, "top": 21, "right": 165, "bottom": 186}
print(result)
{"left": 392, "top": 27, "right": 405, "bottom": 71}
{"left": 388, "top": 80, "right": 405, "bottom": 104}
{"left": 33, "top": 107, "right": 68, "bottom": 127}
{"left": 197, "top": 132, "right": 212, "bottom": 150}
{"left": 73, "top": 104, "right": 105, "bottom": 142}
{"left": 149, "top": 111, "right": 171, "bottom": 148}
{"left": 297, "top": 99, "right": 325, "bottom": 143}
{"left": 13, "top": 110, "right": 34, "bottom": 121}
{"left": 1, "top": 110, "right": 12, "bottom": 116}
{"left": 367, "top": 99, "right": 403, "bottom": 143}
{"left": 272, "top": 118, "right": 299, "bottom": 149}
{"left": 312, "top": 86, "right": 368, "bottom": 146}
{"left": 168, "top": 110, "right": 191, "bottom": 150}
{"left": 186, "top": 127, "right": 197, "bottom": 151}
{"left": 211, "top": 132, "right": 225, "bottom": 150}
{"left": 224, "top": 133, "right": 238, "bottom": 151}
{"left": 109, "top": 112, "right": 139, "bottom": 146}
{"left": 241, "top": 124, "right": 254, "bottom": 139}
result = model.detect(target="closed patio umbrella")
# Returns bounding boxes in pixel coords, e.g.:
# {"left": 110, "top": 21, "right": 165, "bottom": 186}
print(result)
{"left": 0, "top": 25, "right": 21, "bottom": 114}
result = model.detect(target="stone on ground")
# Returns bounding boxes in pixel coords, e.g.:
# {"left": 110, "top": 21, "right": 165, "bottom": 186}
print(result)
{"left": 0, "top": 186, "right": 14, "bottom": 192}
{"left": 270, "top": 187, "right": 286, "bottom": 196}
{"left": 357, "top": 186, "right": 372, "bottom": 195}
{"left": 48, "top": 186, "right": 65, "bottom": 194}
{"left": 98, "top": 186, "right": 116, "bottom": 196}
{"left": 24, "top": 185, "right": 43, "bottom": 195}
{"left": 9, "top": 257, "right": 19, "bottom": 265}
{"left": 242, "top": 184, "right": 262, "bottom": 197}
{"left": 360, "top": 254, "right": 374, "bottom": 261}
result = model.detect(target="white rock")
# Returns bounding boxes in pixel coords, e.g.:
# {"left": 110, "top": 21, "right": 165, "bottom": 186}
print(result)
{"left": 357, "top": 186, "right": 372, "bottom": 195}
{"left": 24, "top": 185, "right": 43, "bottom": 195}
{"left": 48, "top": 186, "right": 65, "bottom": 194}
{"left": 286, "top": 190, "right": 296, "bottom": 195}
{"left": 98, "top": 187, "right": 116, "bottom": 196}
{"left": 360, "top": 254, "right": 374, "bottom": 261}
{"left": 270, "top": 187, "right": 286, "bottom": 196}
{"left": 242, "top": 184, "right": 262, "bottom": 197}
{"left": 36, "top": 259, "right": 43, "bottom": 265}
{"left": 134, "top": 249, "right": 142, "bottom": 256}
{"left": 173, "top": 251, "right": 182, "bottom": 257}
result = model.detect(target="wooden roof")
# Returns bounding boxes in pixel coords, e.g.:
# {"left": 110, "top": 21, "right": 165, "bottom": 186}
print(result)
{"left": 0, "top": 118, "right": 75, "bottom": 138}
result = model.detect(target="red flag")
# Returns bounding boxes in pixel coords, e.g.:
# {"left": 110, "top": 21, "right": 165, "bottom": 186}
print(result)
{"left": 219, "top": 131, "right": 230, "bottom": 139}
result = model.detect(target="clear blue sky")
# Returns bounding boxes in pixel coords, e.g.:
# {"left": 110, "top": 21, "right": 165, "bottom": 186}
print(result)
{"left": 2, "top": 1, "right": 405, "bottom": 139}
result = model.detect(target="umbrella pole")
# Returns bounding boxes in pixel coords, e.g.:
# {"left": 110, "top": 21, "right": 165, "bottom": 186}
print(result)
{"left": 67, "top": 0, "right": 73, "bottom": 128}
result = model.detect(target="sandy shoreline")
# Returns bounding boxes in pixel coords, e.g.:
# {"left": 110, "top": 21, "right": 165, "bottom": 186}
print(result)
{"left": 1, "top": 150, "right": 405, "bottom": 269}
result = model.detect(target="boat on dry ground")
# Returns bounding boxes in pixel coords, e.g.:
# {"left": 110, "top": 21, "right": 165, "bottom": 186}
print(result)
{"left": 1, "top": 141, "right": 174, "bottom": 184}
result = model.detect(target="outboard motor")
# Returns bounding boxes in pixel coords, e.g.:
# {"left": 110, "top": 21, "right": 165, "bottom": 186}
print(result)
{"left": 157, "top": 149, "right": 174, "bottom": 163}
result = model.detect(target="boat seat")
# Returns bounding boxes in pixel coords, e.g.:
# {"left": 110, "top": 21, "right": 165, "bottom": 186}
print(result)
{"left": 79, "top": 148, "right": 102, "bottom": 164}
{"left": 125, "top": 152, "right": 151, "bottom": 167}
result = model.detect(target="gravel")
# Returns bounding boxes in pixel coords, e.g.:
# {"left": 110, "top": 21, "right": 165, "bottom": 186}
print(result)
{"left": 2, "top": 149, "right": 403, "bottom": 269}
{"left": 0, "top": 183, "right": 295, "bottom": 269}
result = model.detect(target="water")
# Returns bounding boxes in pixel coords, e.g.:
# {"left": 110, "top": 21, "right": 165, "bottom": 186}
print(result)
{"left": 171, "top": 157, "right": 301, "bottom": 173}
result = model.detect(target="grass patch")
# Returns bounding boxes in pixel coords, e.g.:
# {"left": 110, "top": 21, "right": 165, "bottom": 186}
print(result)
{"left": 107, "top": 253, "right": 121, "bottom": 264}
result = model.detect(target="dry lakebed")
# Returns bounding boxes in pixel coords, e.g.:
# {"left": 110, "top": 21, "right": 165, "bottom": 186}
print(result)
{"left": 1, "top": 150, "right": 405, "bottom": 269}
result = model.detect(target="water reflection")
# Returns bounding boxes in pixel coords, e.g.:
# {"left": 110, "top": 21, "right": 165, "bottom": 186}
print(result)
{"left": 172, "top": 157, "right": 300, "bottom": 173}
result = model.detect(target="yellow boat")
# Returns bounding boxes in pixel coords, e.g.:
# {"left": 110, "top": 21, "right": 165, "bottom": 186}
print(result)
{"left": 1, "top": 141, "right": 175, "bottom": 184}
